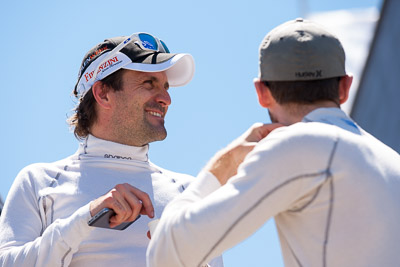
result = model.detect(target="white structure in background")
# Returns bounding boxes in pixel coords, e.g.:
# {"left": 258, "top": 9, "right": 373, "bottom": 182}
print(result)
{"left": 0, "top": 196, "right": 3, "bottom": 216}
{"left": 307, "top": 7, "right": 379, "bottom": 114}
{"left": 351, "top": 0, "right": 400, "bottom": 153}
{"left": 308, "top": 0, "right": 400, "bottom": 154}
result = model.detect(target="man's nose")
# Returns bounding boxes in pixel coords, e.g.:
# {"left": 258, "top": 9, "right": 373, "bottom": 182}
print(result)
{"left": 156, "top": 89, "right": 171, "bottom": 107}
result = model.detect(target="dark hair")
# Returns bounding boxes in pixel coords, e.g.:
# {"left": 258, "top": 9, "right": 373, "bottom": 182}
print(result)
{"left": 68, "top": 69, "right": 126, "bottom": 139}
{"left": 264, "top": 77, "right": 341, "bottom": 105}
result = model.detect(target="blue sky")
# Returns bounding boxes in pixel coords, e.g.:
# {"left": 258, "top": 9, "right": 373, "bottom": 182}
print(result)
{"left": 1, "top": 0, "right": 381, "bottom": 266}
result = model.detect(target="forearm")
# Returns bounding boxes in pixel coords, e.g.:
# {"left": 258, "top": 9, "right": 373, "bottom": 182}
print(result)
{"left": 205, "top": 123, "right": 283, "bottom": 185}
{"left": 147, "top": 171, "right": 220, "bottom": 267}
{"left": 147, "top": 171, "right": 271, "bottom": 267}
{"left": 147, "top": 142, "right": 298, "bottom": 266}
{"left": 147, "top": 124, "right": 284, "bottom": 266}
{"left": 0, "top": 203, "right": 94, "bottom": 266}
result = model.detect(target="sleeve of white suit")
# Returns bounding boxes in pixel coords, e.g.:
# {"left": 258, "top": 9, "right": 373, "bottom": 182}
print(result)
{"left": 0, "top": 168, "right": 94, "bottom": 266}
{"left": 147, "top": 128, "right": 333, "bottom": 267}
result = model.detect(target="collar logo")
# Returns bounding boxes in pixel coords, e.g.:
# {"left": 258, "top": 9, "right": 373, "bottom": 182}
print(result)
{"left": 104, "top": 153, "right": 133, "bottom": 160}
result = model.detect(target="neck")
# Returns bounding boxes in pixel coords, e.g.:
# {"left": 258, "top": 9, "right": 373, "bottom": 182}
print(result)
{"left": 90, "top": 122, "right": 146, "bottom": 147}
{"left": 272, "top": 100, "right": 339, "bottom": 125}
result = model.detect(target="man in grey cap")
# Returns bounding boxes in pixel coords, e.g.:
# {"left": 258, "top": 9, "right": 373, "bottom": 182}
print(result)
{"left": 147, "top": 19, "right": 400, "bottom": 267}
{"left": 0, "top": 33, "right": 222, "bottom": 266}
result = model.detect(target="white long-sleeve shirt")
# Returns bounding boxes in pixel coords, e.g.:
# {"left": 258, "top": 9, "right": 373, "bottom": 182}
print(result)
{"left": 0, "top": 135, "right": 223, "bottom": 267}
{"left": 147, "top": 108, "right": 400, "bottom": 267}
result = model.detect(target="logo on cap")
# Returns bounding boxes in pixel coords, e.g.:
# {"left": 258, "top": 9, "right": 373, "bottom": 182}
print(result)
{"left": 79, "top": 46, "right": 109, "bottom": 77}
{"left": 83, "top": 56, "right": 120, "bottom": 82}
{"left": 141, "top": 40, "right": 156, "bottom": 50}
{"left": 295, "top": 70, "right": 322, "bottom": 78}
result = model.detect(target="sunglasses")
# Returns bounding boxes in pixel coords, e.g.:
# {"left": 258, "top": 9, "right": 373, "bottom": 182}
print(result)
{"left": 91, "top": 32, "right": 170, "bottom": 83}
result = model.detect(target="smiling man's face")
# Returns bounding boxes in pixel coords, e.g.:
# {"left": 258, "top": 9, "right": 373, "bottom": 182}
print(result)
{"left": 109, "top": 69, "right": 171, "bottom": 146}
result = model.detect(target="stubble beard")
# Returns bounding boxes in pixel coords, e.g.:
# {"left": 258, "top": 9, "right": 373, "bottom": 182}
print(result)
{"left": 121, "top": 118, "right": 167, "bottom": 147}
{"left": 141, "top": 102, "right": 168, "bottom": 144}
{"left": 112, "top": 111, "right": 167, "bottom": 147}
{"left": 141, "top": 118, "right": 167, "bottom": 144}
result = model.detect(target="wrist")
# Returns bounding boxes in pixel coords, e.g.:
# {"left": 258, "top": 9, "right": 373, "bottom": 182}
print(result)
{"left": 205, "top": 148, "right": 236, "bottom": 185}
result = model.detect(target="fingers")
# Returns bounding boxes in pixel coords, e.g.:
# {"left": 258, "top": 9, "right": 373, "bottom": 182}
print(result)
{"left": 204, "top": 122, "right": 285, "bottom": 185}
{"left": 233, "top": 122, "right": 284, "bottom": 166}
{"left": 245, "top": 123, "right": 284, "bottom": 142}
{"left": 90, "top": 183, "right": 154, "bottom": 228}
{"left": 147, "top": 231, "right": 151, "bottom": 240}
{"left": 111, "top": 184, "right": 154, "bottom": 225}
{"left": 126, "top": 185, "right": 154, "bottom": 219}
{"left": 108, "top": 185, "right": 140, "bottom": 226}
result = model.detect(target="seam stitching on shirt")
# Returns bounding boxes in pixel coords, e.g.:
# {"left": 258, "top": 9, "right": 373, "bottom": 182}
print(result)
{"left": 38, "top": 196, "right": 45, "bottom": 235}
{"left": 49, "top": 165, "right": 68, "bottom": 187}
{"left": 61, "top": 247, "right": 72, "bottom": 267}
{"left": 288, "top": 183, "right": 324, "bottom": 212}
{"left": 47, "top": 195, "right": 55, "bottom": 223}
{"left": 39, "top": 164, "right": 68, "bottom": 231}
{"left": 322, "top": 137, "right": 339, "bottom": 267}
{"left": 288, "top": 240, "right": 303, "bottom": 267}
{"left": 198, "top": 170, "right": 326, "bottom": 266}
{"left": 198, "top": 138, "right": 339, "bottom": 267}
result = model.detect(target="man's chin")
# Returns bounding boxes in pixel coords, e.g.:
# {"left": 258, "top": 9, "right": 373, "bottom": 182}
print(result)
{"left": 154, "top": 130, "right": 167, "bottom": 140}
{"left": 148, "top": 128, "right": 167, "bottom": 143}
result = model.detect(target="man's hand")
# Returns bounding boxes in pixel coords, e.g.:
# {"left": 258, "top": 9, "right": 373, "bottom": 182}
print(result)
{"left": 205, "top": 123, "right": 283, "bottom": 185}
{"left": 90, "top": 183, "right": 154, "bottom": 228}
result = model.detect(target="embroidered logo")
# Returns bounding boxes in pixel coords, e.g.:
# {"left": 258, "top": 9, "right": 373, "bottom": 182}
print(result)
{"left": 104, "top": 154, "right": 132, "bottom": 160}
{"left": 295, "top": 70, "right": 322, "bottom": 78}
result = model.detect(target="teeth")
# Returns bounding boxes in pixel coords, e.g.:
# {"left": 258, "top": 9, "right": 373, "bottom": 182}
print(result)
{"left": 148, "top": 111, "right": 162, "bottom": 118}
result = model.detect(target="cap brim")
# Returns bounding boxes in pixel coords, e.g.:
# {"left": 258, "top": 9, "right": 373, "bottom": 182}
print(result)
{"left": 122, "top": 53, "right": 195, "bottom": 87}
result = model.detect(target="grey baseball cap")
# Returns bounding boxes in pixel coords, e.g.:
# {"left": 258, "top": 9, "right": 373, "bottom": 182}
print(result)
{"left": 259, "top": 18, "right": 346, "bottom": 81}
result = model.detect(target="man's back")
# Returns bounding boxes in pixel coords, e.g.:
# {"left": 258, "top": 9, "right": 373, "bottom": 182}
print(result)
{"left": 147, "top": 108, "right": 400, "bottom": 267}
{"left": 270, "top": 108, "right": 400, "bottom": 266}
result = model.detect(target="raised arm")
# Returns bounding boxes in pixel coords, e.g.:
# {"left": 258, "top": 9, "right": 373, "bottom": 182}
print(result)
{"left": 147, "top": 123, "right": 288, "bottom": 267}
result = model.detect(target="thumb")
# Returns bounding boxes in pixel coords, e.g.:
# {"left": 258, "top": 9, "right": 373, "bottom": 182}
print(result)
{"left": 246, "top": 123, "right": 284, "bottom": 142}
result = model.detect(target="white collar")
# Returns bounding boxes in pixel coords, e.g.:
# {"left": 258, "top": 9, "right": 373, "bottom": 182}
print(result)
{"left": 78, "top": 134, "right": 149, "bottom": 162}
{"left": 303, "top": 107, "right": 360, "bottom": 134}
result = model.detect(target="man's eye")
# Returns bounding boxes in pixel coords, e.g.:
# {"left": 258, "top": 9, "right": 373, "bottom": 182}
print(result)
{"left": 144, "top": 80, "right": 154, "bottom": 88}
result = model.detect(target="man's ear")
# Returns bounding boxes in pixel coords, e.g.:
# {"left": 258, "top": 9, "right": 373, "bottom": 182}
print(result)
{"left": 92, "top": 81, "right": 112, "bottom": 110}
{"left": 254, "top": 78, "right": 274, "bottom": 108}
{"left": 339, "top": 74, "right": 353, "bottom": 104}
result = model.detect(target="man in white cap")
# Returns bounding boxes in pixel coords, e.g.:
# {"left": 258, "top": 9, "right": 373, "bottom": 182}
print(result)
{"left": 0, "top": 33, "right": 222, "bottom": 266}
{"left": 147, "top": 19, "right": 400, "bottom": 267}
